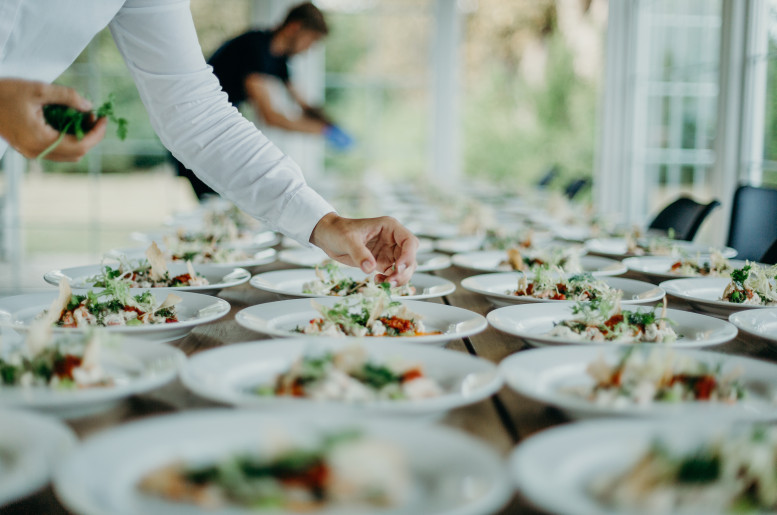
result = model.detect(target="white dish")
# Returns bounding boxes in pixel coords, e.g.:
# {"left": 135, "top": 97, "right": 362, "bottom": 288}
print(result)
{"left": 131, "top": 229, "right": 280, "bottom": 249}
{"left": 0, "top": 337, "right": 185, "bottom": 418}
{"left": 660, "top": 277, "right": 776, "bottom": 318}
{"left": 500, "top": 346, "right": 777, "bottom": 420}
{"left": 235, "top": 297, "right": 487, "bottom": 345}
{"left": 434, "top": 235, "right": 489, "bottom": 254}
{"left": 585, "top": 237, "right": 738, "bottom": 258}
{"left": 109, "top": 246, "right": 277, "bottom": 270}
{"left": 486, "top": 303, "right": 737, "bottom": 348}
{"left": 451, "top": 250, "right": 626, "bottom": 276}
{"left": 180, "top": 339, "right": 502, "bottom": 417}
{"left": 0, "top": 291, "right": 230, "bottom": 343}
{"left": 44, "top": 263, "right": 251, "bottom": 295}
{"left": 405, "top": 221, "right": 459, "bottom": 239}
{"left": 249, "top": 269, "right": 455, "bottom": 300}
{"left": 461, "top": 273, "right": 664, "bottom": 307}
{"left": 0, "top": 409, "right": 76, "bottom": 506}
{"left": 623, "top": 256, "right": 752, "bottom": 281}
{"left": 54, "top": 409, "right": 512, "bottom": 515}
{"left": 434, "top": 233, "right": 554, "bottom": 254}
{"left": 729, "top": 307, "right": 777, "bottom": 343}
{"left": 279, "top": 248, "right": 453, "bottom": 273}
{"left": 510, "top": 419, "right": 756, "bottom": 515}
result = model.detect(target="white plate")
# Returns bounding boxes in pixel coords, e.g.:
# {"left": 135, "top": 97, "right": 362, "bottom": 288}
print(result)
{"left": 54, "top": 410, "right": 512, "bottom": 515}
{"left": 405, "top": 221, "right": 460, "bottom": 239}
{"left": 0, "top": 409, "right": 76, "bottom": 506}
{"left": 623, "top": 256, "right": 752, "bottom": 281}
{"left": 510, "top": 419, "right": 755, "bottom": 515}
{"left": 279, "top": 248, "right": 453, "bottom": 273}
{"left": 109, "top": 246, "right": 277, "bottom": 270}
{"left": 44, "top": 263, "right": 251, "bottom": 295}
{"left": 461, "top": 273, "right": 664, "bottom": 307}
{"left": 249, "top": 269, "right": 456, "bottom": 300}
{"left": 180, "top": 339, "right": 502, "bottom": 417}
{"left": 452, "top": 250, "right": 626, "bottom": 276}
{"left": 729, "top": 308, "right": 777, "bottom": 343}
{"left": 660, "top": 277, "right": 777, "bottom": 318}
{"left": 235, "top": 298, "right": 487, "bottom": 345}
{"left": 434, "top": 233, "right": 554, "bottom": 254}
{"left": 500, "top": 346, "right": 777, "bottom": 420}
{"left": 0, "top": 291, "right": 231, "bottom": 343}
{"left": 487, "top": 303, "right": 737, "bottom": 348}
{"left": 585, "top": 237, "right": 738, "bottom": 258}
{"left": 0, "top": 337, "right": 185, "bottom": 418}
{"left": 131, "top": 229, "right": 280, "bottom": 249}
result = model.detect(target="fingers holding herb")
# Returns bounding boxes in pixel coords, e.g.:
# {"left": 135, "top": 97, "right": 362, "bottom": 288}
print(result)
{"left": 37, "top": 93, "right": 128, "bottom": 161}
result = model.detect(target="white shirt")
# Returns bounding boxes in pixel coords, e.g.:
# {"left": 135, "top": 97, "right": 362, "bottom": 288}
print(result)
{"left": 0, "top": 0, "right": 335, "bottom": 244}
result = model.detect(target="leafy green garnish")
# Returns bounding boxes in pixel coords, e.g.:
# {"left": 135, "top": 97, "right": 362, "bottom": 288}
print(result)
{"left": 356, "top": 363, "right": 402, "bottom": 389}
{"left": 731, "top": 265, "right": 751, "bottom": 286}
{"left": 38, "top": 93, "right": 128, "bottom": 160}
{"left": 675, "top": 451, "right": 720, "bottom": 484}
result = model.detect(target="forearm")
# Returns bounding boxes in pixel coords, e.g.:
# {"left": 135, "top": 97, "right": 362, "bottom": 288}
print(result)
{"left": 109, "top": 0, "right": 334, "bottom": 244}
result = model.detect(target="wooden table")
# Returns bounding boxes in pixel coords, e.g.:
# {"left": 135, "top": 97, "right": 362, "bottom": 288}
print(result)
{"left": 6, "top": 260, "right": 774, "bottom": 515}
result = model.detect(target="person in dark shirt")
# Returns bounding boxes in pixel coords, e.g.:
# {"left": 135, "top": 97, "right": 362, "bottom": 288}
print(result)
{"left": 175, "top": 1, "right": 352, "bottom": 199}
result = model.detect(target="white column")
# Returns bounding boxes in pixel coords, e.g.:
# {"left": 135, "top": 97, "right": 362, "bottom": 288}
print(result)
{"left": 430, "top": 0, "right": 461, "bottom": 184}
{"left": 713, "top": 0, "right": 766, "bottom": 242}
{"left": 596, "top": 0, "right": 641, "bottom": 223}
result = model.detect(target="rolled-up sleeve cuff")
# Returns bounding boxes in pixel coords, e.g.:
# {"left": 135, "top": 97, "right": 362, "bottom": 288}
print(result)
{"left": 276, "top": 186, "right": 336, "bottom": 246}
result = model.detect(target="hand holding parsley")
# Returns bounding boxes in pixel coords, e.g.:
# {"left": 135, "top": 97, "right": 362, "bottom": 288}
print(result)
{"left": 38, "top": 93, "right": 128, "bottom": 160}
{"left": 0, "top": 78, "right": 108, "bottom": 162}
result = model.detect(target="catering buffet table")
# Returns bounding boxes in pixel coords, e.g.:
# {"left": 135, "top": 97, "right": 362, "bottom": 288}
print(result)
{"left": 7, "top": 250, "right": 775, "bottom": 515}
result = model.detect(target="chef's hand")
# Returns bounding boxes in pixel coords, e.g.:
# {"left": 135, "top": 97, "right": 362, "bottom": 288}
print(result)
{"left": 310, "top": 213, "right": 418, "bottom": 286}
{"left": 0, "top": 78, "right": 107, "bottom": 162}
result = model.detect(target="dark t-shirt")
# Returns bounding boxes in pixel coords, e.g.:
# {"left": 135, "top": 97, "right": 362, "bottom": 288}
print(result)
{"left": 208, "top": 30, "right": 289, "bottom": 105}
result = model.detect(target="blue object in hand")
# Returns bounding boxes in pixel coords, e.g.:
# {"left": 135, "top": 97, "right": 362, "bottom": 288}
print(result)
{"left": 323, "top": 124, "right": 354, "bottom": 151}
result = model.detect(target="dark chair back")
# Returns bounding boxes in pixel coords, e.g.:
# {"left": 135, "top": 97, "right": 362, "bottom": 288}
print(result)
{"left": 726, "top": 185, "right": 777, "bottom": 261}
{"left": 647, "top": 197, "right": 720, "bottom": 241}
{"left": 762, "top": 238, "right": 777, "bottom": 265}
{"left": 564, "top": 178, "right": 590, "bottom": 200}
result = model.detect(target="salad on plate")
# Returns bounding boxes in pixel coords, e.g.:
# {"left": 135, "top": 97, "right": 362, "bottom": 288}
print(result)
{"left": 547, "top": 293, "right": 677, "bottom": 343}
{"left": 302, "top": 263, "right": 415, "bottom": 297}
{"left": 511, "top": 268, "right": 613, "bottom": 301}
{"left": 91, "top": 243, "right": 208, "bottom": 289}
{"left": 669, "top": 251, "right": 734, "bottom": 277}
{"left": 592, "top": 426, "right": 777, "bottom": 513}
{"left": 568, "top": 348, "right": 745, "bottom": 407}
{"left": 139, "top": 431, "right": 410, "bottom": 511}
{"left": 253, "top": 344, "right": 442, "bottom": 402}
{"left": 502, "top": 247, "right": 582, "bottom": 273}
{"left": 720, "top": 263, "right": 777, "bottom": 306}
{"left": 297, "top": 293, "right": 439, "bottom": 337}
{"left": 0, "top": 325, "right": 111, "bottom": 390}
{"left": 40, "top": 280, "right": 181, "bottom": 328}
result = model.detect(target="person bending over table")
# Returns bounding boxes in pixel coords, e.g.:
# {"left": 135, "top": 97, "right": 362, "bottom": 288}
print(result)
{"left": 174, "top": 2, "right": 353, "bottom": 200}
{"left": 0, "top": 0, "right": 414, "bottom": 286}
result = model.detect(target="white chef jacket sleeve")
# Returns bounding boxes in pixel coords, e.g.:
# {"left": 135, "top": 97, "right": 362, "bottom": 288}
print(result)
{"left": 108, "top": 0, "right": 334, "bottom": 245}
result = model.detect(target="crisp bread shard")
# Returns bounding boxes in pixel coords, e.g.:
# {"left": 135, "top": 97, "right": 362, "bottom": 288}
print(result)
{"left": 43, "top": 279, "right": 72, "bottom": 328}
{"left": 145, "top": 242, "right": 168, "bottom": 281}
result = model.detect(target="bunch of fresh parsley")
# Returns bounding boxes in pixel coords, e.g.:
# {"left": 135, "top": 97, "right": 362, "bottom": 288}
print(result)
{"left": 38, "top": 93, "right": 128, "bottom": 160}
